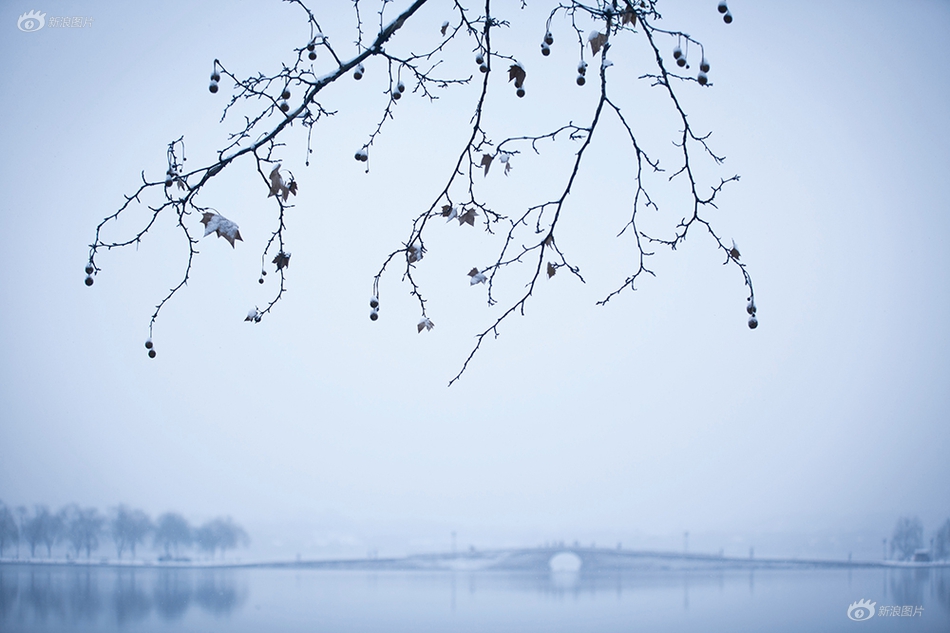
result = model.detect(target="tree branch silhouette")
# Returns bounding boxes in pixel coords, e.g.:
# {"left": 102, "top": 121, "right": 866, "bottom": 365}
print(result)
{"left": 87, "top": 0, "right": 757, "bottom": 378}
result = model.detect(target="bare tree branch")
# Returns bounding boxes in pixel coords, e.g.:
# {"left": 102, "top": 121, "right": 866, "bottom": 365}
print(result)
{"left": 87, "top": 0, "right": 757, "bottom": 375}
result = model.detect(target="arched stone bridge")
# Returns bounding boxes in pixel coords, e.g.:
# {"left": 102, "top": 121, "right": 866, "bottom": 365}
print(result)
{"left": 282, "top": 546, "right": 895, "bottom": 573}
{"left": 395, "top": 547, "right": 761, "bottom": 573}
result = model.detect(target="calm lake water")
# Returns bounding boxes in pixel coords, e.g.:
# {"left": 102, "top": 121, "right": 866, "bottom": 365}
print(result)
{"left": 1, "top": 563, "right": 948, "bottom": 632}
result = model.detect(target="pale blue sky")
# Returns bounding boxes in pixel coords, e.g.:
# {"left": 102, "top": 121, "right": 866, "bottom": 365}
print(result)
{"left": 1, "top": 0, "right": 948, "bottom": 560}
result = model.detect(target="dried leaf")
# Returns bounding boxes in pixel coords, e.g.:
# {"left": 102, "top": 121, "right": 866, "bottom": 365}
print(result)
{"left": 200, "top": 212, "right": 243, "bottom": 247}
{"left": 504, "top": 161, "right": 512, "bottom": 176}
{"left": 730, "top": 240, "right": 741, "bottom": 260}
{"left": 245, "top": 307, "right": 261, "bottom": 322}
{"left": 267, "top": 166, "right": 296, "bottom": 202}
{"left": 440, "top": 20, "right": 449, "bottom": 36}
{"left": 417, "top": 317, "right": 435, "bottom": 333}
{"left": 622, "top": 10, "right": 637, "bottom": 26}
{"left": 480, "top": 153, "right": 493, "bottom": 176}
{"left": 588, "top": 31, "right": 608, "bottom": 56}
{"left": 408, "top": 243, "right": 424, "bottom": 263}
{"left": 468, "top": 268, "right": 487, "bottom": 285}
{"left": 268, "top": 165, "right": 282, "bottom": 197}
{"left": 458, "top": 208, "right": 477, "bottom": 226}
{"left": 508, "top": 64, "right": 526, "bottom": 88}
{"left": 547, "top": 262, "right": 557, "bottom": 278}
{"left": 272, "top": 251, "right": 291, "bottom": 271}
{"left": 544, "top": 234, "right": 554, "bottom": 246}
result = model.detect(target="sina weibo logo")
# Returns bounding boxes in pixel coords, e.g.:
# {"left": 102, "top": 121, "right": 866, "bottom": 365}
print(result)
{"left": 847, "top": 599, "right": 876, "bottom": 622}
{"left": 17, "top": 10, "right": 46, "bottom": 32}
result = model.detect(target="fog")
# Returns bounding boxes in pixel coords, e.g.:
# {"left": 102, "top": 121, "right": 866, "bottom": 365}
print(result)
{"left": 1, "top": 0, "right": 948, "bottom": 566}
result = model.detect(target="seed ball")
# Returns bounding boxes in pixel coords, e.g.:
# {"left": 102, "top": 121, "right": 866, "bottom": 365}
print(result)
{"left": 397, "top": 82, "right": 405, "bottom": 93}
{"left": 259, "top": 277, "right": 264, "bottom": 284}
{"left": 479, "top": 64, "right": 488, "bottom": 73}
{"left": 85, "top": 263, "right": 94, "bottom": 274}
{"left": 576, "top": 74, "right": 586, "bottom": 86}
{"left": 676, "top": 57, "right": 687, "bottom": 68}
{"left": 370, "top": 309, "right": 379, "bottom": 321}
{"left": 475, "top": 53, "right": 484, "bottom": 65}
{"left": 718, "top": 1, "right": 728, "bottom": 14}
{"left": 148, "top": 349, "right": 157, "bottom": 358}
{"left": 747, "top": 301, "right": 756, "bottom": 315}
{"left": 700, "top": 60, "right": 710, "bottom": 73}
{"left": 723, "top": 11, "right": 733, "bottom": 23}
{"left": 577, "top": 61, "right": 587, "bottom": 74}
{"left": 355, "top": 151, "right": 362, "bottom": 161}
{"left": 165, "top": 178, "right": 173, "bottom": 187}
{"left": 370, "top": 297, "right": 379, "bottom": 309}
{"left": 211, "top": 72, "right": 220, "bottom": 82}
{"left": 541, "top": 43, "right": 550, "bottom": 56}
{"left": 307, "top": 43, "right": 315, "bottom": 52}
{"left": 514, "top": 79, "right": 523, "bottom": 89}
{"left": 673, "top": 47, "right": 682, "bottom": 60}
{"left": 360, "top": 151, "right": 368, "bottom": 162}
{"left": 697, "top": 72, "right": 708, "bottom": 85}
{"left": 279, "top": 100, "right": 290, "bottom": 112}
{"left": 145, "top": 339, "right": 153, "bottom": 349}
{"left": 392, "top": 91, "right": 401, "bottom": 100}
{"left": 516, "top": 87, "right": 525, "bottom": 98}
{"left": 209, "top": 81, "right": 218, "bottom": 93}
{"left": 84, "top": 275, "right": 94, "bottom": 286}
{"left": 748, "top": 316, "right": 758, "bottom": 329}
{"left": 281, "top": 89, "right": 291, "bottom": 100}
{"left": 354, "top": 70, "right": 363, "bottom": 80}
{"left": 308, "top": 51, "right": 317, "bottom": 60}
{"left": 544, "top": 32, "right": 554, "bottom": 46}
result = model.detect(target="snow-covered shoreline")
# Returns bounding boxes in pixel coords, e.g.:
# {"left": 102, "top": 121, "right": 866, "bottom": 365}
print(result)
{"left": 3, "top": 548, "right": 949, "bottom": 572}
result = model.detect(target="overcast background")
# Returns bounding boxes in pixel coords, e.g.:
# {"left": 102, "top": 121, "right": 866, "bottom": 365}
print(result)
{"left": 1, "top": 0, "right": 948, "bottom": 562}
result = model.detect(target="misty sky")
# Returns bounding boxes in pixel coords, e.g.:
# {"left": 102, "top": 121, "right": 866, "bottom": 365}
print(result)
{"left": 1, "top": 0, "right": 948, "bottom": 560}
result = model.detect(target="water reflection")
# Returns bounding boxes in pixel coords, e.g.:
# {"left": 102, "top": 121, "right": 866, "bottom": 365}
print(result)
{"left": 887, "top": 567, "right": 928, "bottom": 607}
{"left": 153, "top": 569, "right": 192, "bottom": 621}
{"left": 885, "top": 567, "right": 950, "bottom": 616}
{"left": 936, "top": 569, "right": 950, "bottom": 614}
{"left": 68, "top": 569, "right": 101, "bottom": 623}
{"left": 195, "top": 571, "right": 245, "bottom": 614}
{"left": 0, "top": 565, "right": 248, "bottom": 628}
{"left": 1, "top": 563, "right": 947, "bottom": 631}
{"left": 111, "top": 570, "right": 150, "bottom": 626}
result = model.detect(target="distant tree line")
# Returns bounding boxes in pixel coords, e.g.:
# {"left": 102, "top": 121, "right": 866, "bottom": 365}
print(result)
{"left": 888, "top": 515, "right": 950, "bottom": 561}
{"left": 0, "top": 500, "right": 248, "bottom": 561}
